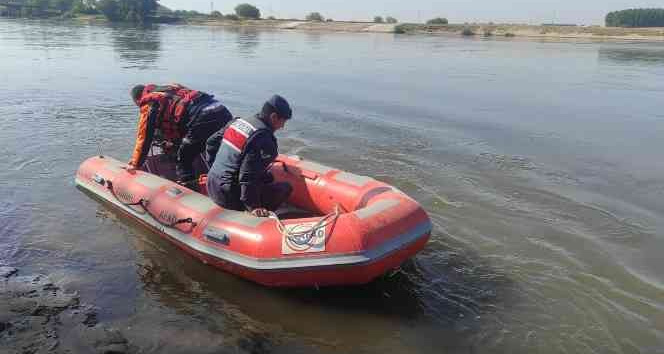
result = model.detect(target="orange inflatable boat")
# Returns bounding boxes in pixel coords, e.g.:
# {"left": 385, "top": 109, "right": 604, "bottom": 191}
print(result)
{"left": 75, "top": 154, "right": 432, "bottom": 287}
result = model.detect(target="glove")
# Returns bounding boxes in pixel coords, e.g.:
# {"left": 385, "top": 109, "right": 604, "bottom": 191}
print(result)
{"left": 250, "top": 208, "right": 270, "bottom": 217}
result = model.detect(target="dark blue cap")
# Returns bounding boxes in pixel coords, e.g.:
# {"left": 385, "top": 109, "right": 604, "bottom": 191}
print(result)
{"left": 266, "top": 94, "right": 292, "bottom": 120}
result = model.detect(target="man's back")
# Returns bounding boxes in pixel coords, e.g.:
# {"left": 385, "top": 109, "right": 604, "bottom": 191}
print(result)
{"left": 207, "top": 115, "right": 277, "bottom": 186}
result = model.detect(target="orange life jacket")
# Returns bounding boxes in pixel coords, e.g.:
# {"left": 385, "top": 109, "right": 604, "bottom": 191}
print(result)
{"left": 138, "top": 83, "right": 206, "bottom": 141}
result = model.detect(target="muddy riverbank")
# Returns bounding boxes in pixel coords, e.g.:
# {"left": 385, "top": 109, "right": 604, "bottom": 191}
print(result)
{"left": 0, "top": 267, "right": 130, "bottom": 354}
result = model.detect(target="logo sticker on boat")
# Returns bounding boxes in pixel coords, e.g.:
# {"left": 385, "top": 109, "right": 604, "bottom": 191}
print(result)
{"left": 282, "top": 223, "right": 326, "bottom": 254}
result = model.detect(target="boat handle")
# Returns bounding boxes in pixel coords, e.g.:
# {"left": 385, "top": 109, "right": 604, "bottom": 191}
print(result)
{"left": 106, "top": 180, "right": 198, "bottom": 232}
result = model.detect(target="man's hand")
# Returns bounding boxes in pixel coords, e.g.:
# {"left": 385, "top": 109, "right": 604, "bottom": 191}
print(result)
{"left": 125, "top": 163, "right": 137, "bottom": 174}
{"left": 250, "top": 208, "right": 270, "bottom": 217}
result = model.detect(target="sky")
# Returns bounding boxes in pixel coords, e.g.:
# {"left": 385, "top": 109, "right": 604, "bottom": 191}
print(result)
{"left": 159, "top": 0, "right": 664, "bottom": 25}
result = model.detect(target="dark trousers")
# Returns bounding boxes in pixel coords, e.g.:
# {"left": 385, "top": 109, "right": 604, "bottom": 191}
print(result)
{"left": 208, "top": 181, "right": 293, "bottom": 212}
{"left": 176, "top": 106, "right": 232, "bottom": 182}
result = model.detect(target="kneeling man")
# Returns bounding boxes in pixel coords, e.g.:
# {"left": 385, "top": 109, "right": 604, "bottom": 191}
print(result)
{"left": 205, "top": 95, "right": 293, "bottom": 217}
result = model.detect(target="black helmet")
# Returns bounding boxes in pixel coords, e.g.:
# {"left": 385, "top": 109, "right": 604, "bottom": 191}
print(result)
{"left": 130, "top": 84, "right": 145, "bottom": 105}
{"left": 265, "top": 94, "right": 292, "bottom": 120}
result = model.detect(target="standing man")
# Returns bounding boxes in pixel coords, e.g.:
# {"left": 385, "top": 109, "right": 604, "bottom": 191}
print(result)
{"left": 206, "top": 95, "right": 293, "bottom": 217}
{"left": 128, "top": 83, "right": 233, "bottom": 188}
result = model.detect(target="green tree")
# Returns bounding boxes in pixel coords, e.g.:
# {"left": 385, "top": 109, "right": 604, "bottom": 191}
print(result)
{"left": 28, "top": 0, "right": 50, "bottom": 11}
{"left": 97, "top": 0, "right": 120, "bottom": 20}
{"left": 50, "top": 0, "right": 75, "bottom": 13}
{"left": 385, "top": 16, "right": 397, "bottom": 23}
{"left": 426, "top": 17, "right": 448, "bottom": 25}
{"left": 73, "top": 0, "right": 99, "bottom": 14}
{"left": 23, "top": 0, "right": 48, "bottom": 16}
{"left": 306, "top": 12, "right": 324, "bottom": 21}
{"left": 234, "top": 3, "right": 260, "bottom": 19}
{"left": 373, "top": 15, "right": 383, "bottom": 23}
{"left": 97, "top": 0, "right": 158, "bottom": 22}
{"left": 606, "top": 8, "right": 664, "bottom": 27}
{"left": 210, "top": 10, "right": 222, "bottom": 18}
{"left": 174, "top": 9, "right": 203, "bottom": 18}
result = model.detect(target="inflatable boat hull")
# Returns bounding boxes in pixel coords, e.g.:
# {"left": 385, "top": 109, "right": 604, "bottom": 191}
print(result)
{"left": 75, "top": 155, "right": 431, "bottom": 287}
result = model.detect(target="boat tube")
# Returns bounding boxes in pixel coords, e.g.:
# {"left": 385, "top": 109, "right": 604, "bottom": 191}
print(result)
{"left": 75, "top": 154, "right": 432, "bottom": 287}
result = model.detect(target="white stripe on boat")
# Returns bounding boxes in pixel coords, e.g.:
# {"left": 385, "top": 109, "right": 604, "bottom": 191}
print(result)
{"left": 103, "top": 160, "right": 126, "bottom": 173}
{"left": 179, "top": 193, "right": 219, "bottom": 214}
{"left": 354, "top": 199, "right": 400, "bottom": 220}
{"left": 135, "top": 174, "right": 171, "bottom": 190}
{"left": 75, "top": 178, "right": 431, "bottom": 271}
{"left": 216, "top": 209, "right": 268, "bottom": 228}
{"left": 334, "top": 172, "right": 374, "bottom": 187}
{"left": 299, "top": 161, "right": 335, "bottom": 175}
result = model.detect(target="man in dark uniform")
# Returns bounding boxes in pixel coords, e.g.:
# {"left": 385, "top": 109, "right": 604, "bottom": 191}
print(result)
{"left": 127, "top": 83, "right": 233, "bottom": 188}
{"left": 206, "top": 95, "right": 293, "bottom": 217}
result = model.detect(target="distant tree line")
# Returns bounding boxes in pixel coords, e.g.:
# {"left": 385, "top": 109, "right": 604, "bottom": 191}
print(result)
{"left": 606, "top": 8, "right": 664, "bottom": 27}
{"left": 2, "top": 1, "right": 446, "bottom": 27}
{"left": 96, "top": 0, "right": 158, "bottom": 23}
{"left": 199, "top": 3, "right": 260, "bottom": 20}
{"left": 173, "top": 9, "right": 206, "bottom": 18}
{"left": 306, "top": 12, "right": 323, "bottom": 21}
{"left": 2, "top": 0, "right": 97, "bottom": 17}
{"left": 426, "top": 17, "right": 448, "bottom": 25}
{"left": 0, "top": 0, "right": 158, "bottom": 22}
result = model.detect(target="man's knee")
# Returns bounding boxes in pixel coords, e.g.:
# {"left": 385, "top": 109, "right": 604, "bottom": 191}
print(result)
{"left": 207, "top": 181, "right": 241, "bottom": 211}
{"left": 264, "top": 182, "right": 293, "bottom": 210}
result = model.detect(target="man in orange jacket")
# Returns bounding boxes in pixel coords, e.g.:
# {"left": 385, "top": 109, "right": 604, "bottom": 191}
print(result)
{"left": 127, "top": 83, "right": 233, "bottom": 188}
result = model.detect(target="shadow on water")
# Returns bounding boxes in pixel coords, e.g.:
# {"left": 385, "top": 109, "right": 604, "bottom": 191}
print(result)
{"left": 100, "top": 199, "right": 517, "bottom": 353}
{"left": 598, "top": 46, "right": 664, "bottom": 66}
{"left": 110, "top": 24, "right": 162, "bottom": 69}
{"left": 281, "top": 243, "right": 515, "bottom": 325}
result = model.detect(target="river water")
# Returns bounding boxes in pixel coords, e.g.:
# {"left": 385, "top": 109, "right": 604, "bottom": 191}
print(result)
{"left": 1, "top": 19, "right": 663, "bottom": 353}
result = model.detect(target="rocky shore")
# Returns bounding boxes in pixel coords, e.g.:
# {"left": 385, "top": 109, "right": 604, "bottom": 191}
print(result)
{"left": 0, "top": 267, "right": 130, "bottom": 354}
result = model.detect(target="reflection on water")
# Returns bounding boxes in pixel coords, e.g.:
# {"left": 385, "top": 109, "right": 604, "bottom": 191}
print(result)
{"left": 16, "top": 21, "right": 87, "bottom": 49}
{"left": 2, "top": 18, "right": 664, "bottom": 354}
{"left": 123, "top": 204, "right": 515, "bottom": 353}
{"left": 305, "top": 31, "right": 323, "bottom": 50}
{"left": 598, "top": 45, "right": 664, "bottom": 65}
{"left": 228, "top": 26, "right": 260, "bottom": 58}
{"left": 110, "top": 24, "right": 161, "bottom": 69}
{"left": 129, "top": 224, "right": 279, "bottom": 352}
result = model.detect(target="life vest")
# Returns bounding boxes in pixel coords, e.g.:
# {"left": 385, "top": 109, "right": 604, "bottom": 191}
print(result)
{"left": 139, "top": 84, "right": 207, "bottom": 141}
{"left": 222, "top": 118, "right": 265, "bottom": 154}
{"left": 211, "top": 115, "right": 276, "bottom": 181}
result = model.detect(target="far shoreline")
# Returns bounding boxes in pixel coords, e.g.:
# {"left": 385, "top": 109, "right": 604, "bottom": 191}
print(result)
{"left": 54, "top": 15, "right": 664, "bottom": 42}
